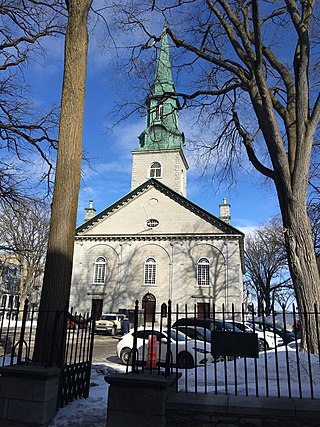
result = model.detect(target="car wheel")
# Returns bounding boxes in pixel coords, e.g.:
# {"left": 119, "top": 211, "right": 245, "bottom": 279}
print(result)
{"left": 177, "top": 351, "right": 194, "bottom": 369}
{"left": 120, "top": 347, "right": 133, "bottom": 365}
{"left": 258, "top": 339, "right": 269, "bottom": 352}
{"left": 111, "top": 326, "right": 117, "bottom": 336}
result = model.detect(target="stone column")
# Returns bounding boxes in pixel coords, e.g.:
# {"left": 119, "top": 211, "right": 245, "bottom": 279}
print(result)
{"left": 105, "top": 372, "right": 178, "bottom": 427}
{"left": 0, "top": 364, "right": 61, "bottom": 427}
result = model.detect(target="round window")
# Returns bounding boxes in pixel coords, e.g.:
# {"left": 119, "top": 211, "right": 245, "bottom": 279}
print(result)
{"left": 146, "top": 219, "right": 159, "bottom": 228}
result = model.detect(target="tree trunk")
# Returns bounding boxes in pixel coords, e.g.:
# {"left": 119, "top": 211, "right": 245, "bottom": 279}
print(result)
{"left": 281, "top": 197, "right": 320, "bottom": 353}
{"left": 33, "top": 0, "right": 92, "bottom": 366}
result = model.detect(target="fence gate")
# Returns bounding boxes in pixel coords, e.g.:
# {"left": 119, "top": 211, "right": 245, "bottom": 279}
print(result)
{"left": 59, "top": 310, "right": 96, "bottom": 407}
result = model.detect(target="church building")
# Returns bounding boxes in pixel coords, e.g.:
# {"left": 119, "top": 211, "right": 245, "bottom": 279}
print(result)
{"left": 69, "top": 32, "right": 245, "bottom": 320}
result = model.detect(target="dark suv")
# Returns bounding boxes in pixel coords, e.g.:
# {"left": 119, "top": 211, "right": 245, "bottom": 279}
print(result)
{"left": 172, "top": 317, "right": 241, "bottom": 342}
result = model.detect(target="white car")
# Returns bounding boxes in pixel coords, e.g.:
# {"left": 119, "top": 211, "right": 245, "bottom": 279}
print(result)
{"left": 95, "top": 313, "right": 125, "bottom": 335}
{"left": 226, "top": 320, "right": 282, "bottom": 350}
{"left": 116, "top": 327, "right": 214, "bottom": 368}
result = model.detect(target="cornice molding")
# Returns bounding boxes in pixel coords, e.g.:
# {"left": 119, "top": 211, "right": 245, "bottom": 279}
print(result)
{"left": 75, "top": 234, "right": 242, "bottom": 243}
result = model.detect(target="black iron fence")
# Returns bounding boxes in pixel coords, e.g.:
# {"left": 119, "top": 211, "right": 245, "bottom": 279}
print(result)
{"left": 0, "top": 300, "right": 95, "bottom": 406}
{"left": 126, "top": 300, "right": 320, "bottom": 399}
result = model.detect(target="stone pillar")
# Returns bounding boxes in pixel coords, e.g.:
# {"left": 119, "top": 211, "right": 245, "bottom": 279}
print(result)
{"left": 0, "top": 364, "right": 61, "bottom": 427}
{"left": 105, "top": 372, "right": 178, "bottom": 427}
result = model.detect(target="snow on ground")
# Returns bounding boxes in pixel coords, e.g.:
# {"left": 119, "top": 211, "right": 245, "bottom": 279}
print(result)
{"left": 48, "top": 362, "right": 128, "bottom": 427}
{"left": 49, "top": 365, "right": 111, "bottom": 427}
{"left": 48, "top": 344, "right": 320, "bottom": 427}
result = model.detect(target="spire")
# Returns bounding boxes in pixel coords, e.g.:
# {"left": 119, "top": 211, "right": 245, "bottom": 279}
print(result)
{"left": 137, "top": 27, "right": 184, "bottom": 151}
{"left": 151, "top": 28, "right": 175, "bottom": 96}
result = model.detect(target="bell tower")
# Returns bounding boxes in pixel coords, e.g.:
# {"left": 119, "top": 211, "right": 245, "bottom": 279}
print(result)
{"left": 131, "top": 28, "right": 189, "bottom": 197}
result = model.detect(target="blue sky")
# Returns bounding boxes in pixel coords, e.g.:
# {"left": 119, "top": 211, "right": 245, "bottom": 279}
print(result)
{"left": 27, "top": 26, "right": 280, "bottom": 234}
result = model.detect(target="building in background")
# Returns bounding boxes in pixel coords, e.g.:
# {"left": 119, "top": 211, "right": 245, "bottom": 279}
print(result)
{"left": 70, "top": 31, "right": 244, "bottom": 320}
{"left": 0, "top": 255, "right": 42, "bottom": 312}
{"left": 0, "top": 256, "right": 20, "bottom": 311}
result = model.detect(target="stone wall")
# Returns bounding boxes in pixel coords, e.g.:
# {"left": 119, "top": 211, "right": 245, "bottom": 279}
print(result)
{"left": 166, "top": 393, "right": 320, "bottom": 427}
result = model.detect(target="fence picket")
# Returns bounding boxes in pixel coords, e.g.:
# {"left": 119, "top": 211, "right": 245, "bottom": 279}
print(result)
{"left": 127, "top": 300, "right": 320, "bottom": 400}
{"left": 0, "top": 300, "right": 95, "bottom": 407}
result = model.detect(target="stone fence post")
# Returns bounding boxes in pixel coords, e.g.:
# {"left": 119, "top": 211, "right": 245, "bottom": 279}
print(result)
{"left": 105, "top": 372, "right": 178, "bottom": 427}
{"left": 0, "top": 364, "right": 61, "bottom": 427}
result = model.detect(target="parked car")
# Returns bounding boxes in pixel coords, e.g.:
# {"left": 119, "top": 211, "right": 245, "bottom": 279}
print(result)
{"left": 116, "top": 327, "right": 214, "bottom": 368}
{"left": 226, "top": 320, "right": 282, "bottom": 350}
{"left": 292, "top": 319, "right": 301, "bottom": 338}
{"left": 246, "top": 320, "right": 296, "bottom": 345}
{"left": 67, "top": 314, "right": 87, "bottom": 329}
{"left": 172, "top": 317, "right": 241, "bottom": 341}
{"left": 95, "top": 313, "right": 125, "bottom": 335}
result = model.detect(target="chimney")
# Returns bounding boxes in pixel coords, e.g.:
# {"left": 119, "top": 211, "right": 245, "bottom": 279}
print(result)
{"left": 219, "top": 198, "right": 231, "bottom": 224}
{"left": 84, "top": 200, "right": 96, "bottom": 222}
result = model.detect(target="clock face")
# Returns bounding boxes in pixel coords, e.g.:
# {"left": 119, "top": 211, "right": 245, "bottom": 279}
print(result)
{"left": 150, "top": 126, "right": 163, "bottom": 142}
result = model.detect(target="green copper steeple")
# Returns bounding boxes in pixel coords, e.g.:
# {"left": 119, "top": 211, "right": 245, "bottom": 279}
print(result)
{"left": 137, "top": 29, "right": 185, "bottom": 151}
{"left": 151, "top": 29, "right": 175, "bottom": 95}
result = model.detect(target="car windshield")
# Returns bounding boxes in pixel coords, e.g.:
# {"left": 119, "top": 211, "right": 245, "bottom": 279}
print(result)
{"left": 222, "top": 321, "right": 238, "bottom": 331}
{"left": 168, "top": 329, "right": 190, "bottom": 342}
{"left": 100, "top": 315, "right": 116, "bottom": 321}
{"left": 272, "top": 323, "right": 286, "bottom": 333}
{"left": 248, "top": 324, "right": 264, "bottom": 332}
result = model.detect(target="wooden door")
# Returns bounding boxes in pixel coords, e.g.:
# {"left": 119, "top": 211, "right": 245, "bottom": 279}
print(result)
{"left": 197, "top": 302, "right": 210, "bottom": 319}
{"left": 142, "top": 293, "right": 156, "bottom": 323}
{"left": 92, "top": 299, "right": 103, "bottom": 320}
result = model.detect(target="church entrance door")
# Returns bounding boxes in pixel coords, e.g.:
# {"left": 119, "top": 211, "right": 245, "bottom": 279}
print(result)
{"left": 92, "top": 299, "right": 103, "bottom": 320}
{"left": 142, "top": 293, "right": 156, "bottom": 323}
{"left": 197, "top": 302, "right": 210, "bottom": 319}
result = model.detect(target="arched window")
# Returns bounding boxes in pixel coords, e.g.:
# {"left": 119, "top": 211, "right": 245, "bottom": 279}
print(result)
{"left": 144, "top": 257, "right": 157, "bottom": 285}
{"left": 150, "top": 162, "right": 162, "bottom": 178}
{"left": 93, "top": 256, "right": 106, "bottom": 284}
{"left": 197, "top": 258, "right": 210, "bottom": 286}
{"left": 155, "top": 103, "right": 163, "bottom": 120}
{"left": 1, "top": 294, "right": 7, "bottom": 308}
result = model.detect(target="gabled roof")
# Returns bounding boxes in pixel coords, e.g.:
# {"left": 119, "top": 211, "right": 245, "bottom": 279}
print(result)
{"left": 76, "top": 178, "right": 244, "bottom": 238}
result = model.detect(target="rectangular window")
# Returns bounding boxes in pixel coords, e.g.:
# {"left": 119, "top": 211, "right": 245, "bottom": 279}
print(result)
{"left": 150, "top": 168, "right": 161, "bottom": 178}
{"left": 94, "top": 264, "right": 106, "bottom": 284}
{"left": 198, "top": 264, "right": 209, "bottom": 286}
{"left": 145, "top": 264, "right": 156, "bottom": 285}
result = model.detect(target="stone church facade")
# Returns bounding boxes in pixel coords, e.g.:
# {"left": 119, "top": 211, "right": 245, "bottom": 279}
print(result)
{"left": 69, "top": 31, "right": 244, "bottom": 319}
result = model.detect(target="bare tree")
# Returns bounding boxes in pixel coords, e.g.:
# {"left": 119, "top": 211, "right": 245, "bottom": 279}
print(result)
{"left": 114, "top": 0, "right": 320, "bottom": 352}
{"left": 245, "top": 220, "right": 292, "bottom": 316}
{"left": 0, "top": 199, "right": 50, "bottom": 314}
{"left": 274, "top": 287, "right": 295, "bottom": 311}
{"left": 33, "top": 0, "right": 93, "bottom": 366}
{"left": 0, "top": 1, "right": 67, "bottom": 201}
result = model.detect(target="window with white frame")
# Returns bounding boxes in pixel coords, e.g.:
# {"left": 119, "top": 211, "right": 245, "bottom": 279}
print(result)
{"left": 150, "top": 162, "right": 162, "bottom": 178}
{"left": 155, "top": 104, "right": 163, "bottom": 120}
{"left": 93, "top": 256, "right": 106, "bottom": 284}
{"left": 144, "top": 257, "right": 157, "bottom": 285}
{"left": 197, "top": 258, "right": 210, "bottom": 286}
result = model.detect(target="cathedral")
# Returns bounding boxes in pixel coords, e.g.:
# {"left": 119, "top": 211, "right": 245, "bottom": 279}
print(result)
{"left": 69, "top": 32, "right": 244, "bottom": 320}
